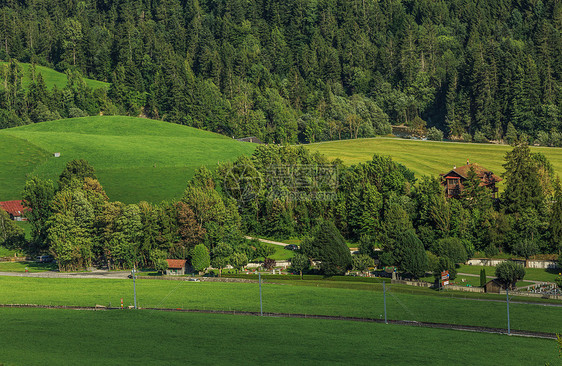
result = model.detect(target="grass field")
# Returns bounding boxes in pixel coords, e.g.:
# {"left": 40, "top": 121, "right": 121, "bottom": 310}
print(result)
{"left": 257, "top": 242, "right": 296, "bottom": 261}
{"left": 0, "top": 116, "right": 257, "bottom": 203}
{"left": 0, "top": 134, "right": 51, "bottom": 200}
{"left": 458, "top": 264, "right": 561, "bottom": 283}
{"left": 419, "top": 273, "right": 535, "bottom": 288}
{"left": 1, "top": 308, "right": 558, "bottom": 365}
{"left": 1, "top": 276, "right": 561, "bottom": 334}
{"left": 307, "top": 137, "right": 562, "bottom": 179}
{"left": 0, "top": 261, "right": 56, "bottom": 272}
{"left": 0, "top": 61, "right": 110, "bottom": 90}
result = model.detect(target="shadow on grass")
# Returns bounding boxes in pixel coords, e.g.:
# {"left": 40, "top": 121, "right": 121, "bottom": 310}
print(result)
{"left": 546, "top": 267, "right": 562, "bottom": 276}
{"left": 0, "top": 261, "right": 57, "bottom": 272}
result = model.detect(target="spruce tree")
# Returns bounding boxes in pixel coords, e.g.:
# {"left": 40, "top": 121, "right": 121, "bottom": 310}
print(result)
{"left": 501, "top": 144, "right": 544, "bottom": 214}
{"left": 480, "top": 268, "right": 487, "bottom": 287}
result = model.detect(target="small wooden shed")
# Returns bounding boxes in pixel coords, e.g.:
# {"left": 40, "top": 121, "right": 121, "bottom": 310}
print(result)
{"left": 484, "top": 279, "right": 503, "bottom": 293}
{"left": 484, "top": 279, "right": 515, "bottom": 293}
{"left": 166, "top": 259, "right": 187, "bottom": 275}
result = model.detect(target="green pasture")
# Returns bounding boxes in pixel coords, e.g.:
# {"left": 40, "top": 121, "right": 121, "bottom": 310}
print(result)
{"left": 0, "top": 247, "right": 18, "bottom": 257}
{"left": 458, "top": 264, "right": 561, "bottom": 283}
{"left": 0, "top": 116, "right": 256, "bottom": 203}
{"left": 14, "top": 220, "right": 31, "bottom": 240}
{"left": 256, "top": 241, "right": 296, "bottom": 261}
{"left": 1, "top": 308, "right": 558, "bottom": 366}
{"left": 0, "top": 261, "right": 56, "bottom": 272}
{"left": 0, "top": 61, "right": 110, "bottom": 90}
{"left": 0, "top": 276, "right": 560, "bottom": 334}
{"left": 307, "top": 137, "right": 562, "bottom": 179}
{"left": 0, "top": 134, "right": 51, "bottom": 200}
{"left": 419, "top": 273, "right": 534, "bottom": 288}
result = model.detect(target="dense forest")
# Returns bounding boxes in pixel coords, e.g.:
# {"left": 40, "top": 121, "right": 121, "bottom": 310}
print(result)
{"left": 2, "top": 144, "right": 561, "bottom": 276}
{"left": 1, "top": 0, "right": 562, "bottom": 143}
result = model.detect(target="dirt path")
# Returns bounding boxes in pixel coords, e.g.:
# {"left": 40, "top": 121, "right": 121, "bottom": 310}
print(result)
{"left": 244, "top": 236, "right": 290, "bottom": 247}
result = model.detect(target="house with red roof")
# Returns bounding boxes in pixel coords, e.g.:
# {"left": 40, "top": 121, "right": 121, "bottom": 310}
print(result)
{"left": 166, "top": 259, "right": 187, "bottom": 275}
{"left": 0, "top": 200, "right": 29, "bottom": 221}
{"left": 440, "top": 162, "right": 502, "bottom": 198}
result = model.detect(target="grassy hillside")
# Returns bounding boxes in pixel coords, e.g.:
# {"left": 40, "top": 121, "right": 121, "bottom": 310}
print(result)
{"left": 307, "top": 138, "right": 562, "bottom": 179}
{"left": 0, "top": 62, "right": 110, "bottom": 89}
{"left": 1, "top": 308, "right": 558, "bottom": 365}
{"left": 0, "top": 116, "right": 256, "bottom": 203}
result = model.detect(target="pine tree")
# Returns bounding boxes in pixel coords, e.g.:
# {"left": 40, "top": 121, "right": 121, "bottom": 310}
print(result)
{"left": 480, "top": 268, "right": 487, "bottom": 287}
{"left": 502, "top": 144, "right": 544, "bottom": 214}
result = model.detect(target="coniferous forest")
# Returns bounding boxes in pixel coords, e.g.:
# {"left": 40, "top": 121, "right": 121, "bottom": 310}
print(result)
{"left": 1, "top": 0, "right": 562, "bottom": 144}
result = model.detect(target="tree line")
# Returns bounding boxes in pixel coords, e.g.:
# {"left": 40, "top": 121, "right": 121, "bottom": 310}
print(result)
{"left": 1, "top": 0, "right": 561, "bottom": 143}
{"left": 1, "top": 144, "right": 561, "bottom": 276}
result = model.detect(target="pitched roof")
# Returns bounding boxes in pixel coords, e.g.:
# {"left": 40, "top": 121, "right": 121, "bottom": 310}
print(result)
{"left": 0, "top": 200, "right": 28, "bottom": 217}
{"left": 166, "top": 259, "right": 187, "bottom": 269}
{"left": 441, "top": 163, "right": 502, "bottom": 182}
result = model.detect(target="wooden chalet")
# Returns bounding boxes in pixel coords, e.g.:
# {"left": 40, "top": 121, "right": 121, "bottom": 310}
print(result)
{"left": 440, "top": 163, "right": 501, "bottom": 198}
{"left": 0, "top": 200, "right": 28, "bottom": 221}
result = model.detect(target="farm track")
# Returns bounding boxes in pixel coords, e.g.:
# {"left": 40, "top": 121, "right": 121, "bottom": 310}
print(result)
{"left": 1, "top": 303, "right": 556, "bottom": 340}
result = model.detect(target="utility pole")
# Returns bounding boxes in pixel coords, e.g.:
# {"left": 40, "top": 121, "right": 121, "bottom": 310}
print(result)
{"left": 382, "top": 281, "right": 388, "bottom": 324}
{"left": 133, "top": 266, "right": 137, "bottom": 310}
{"left": 506, "top": 286, "right": 510, "bottom": 335}
{"left": 259, "top": 272, "right": 263, "bottom": 316}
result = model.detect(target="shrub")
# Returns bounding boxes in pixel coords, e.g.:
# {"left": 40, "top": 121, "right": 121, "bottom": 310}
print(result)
{"left": 535, "top": 131, "right": 550, "bottom": 146}
{"left": 68, "top": 107, "right": 88, "bottom": 118}
{"left": 230, "top": 251, "right": 248, "bottom": 273}
{"left": 253, "top": 240, "right": 275, "bottom": 259}
{"left": 473, "top": 131, "right": 488, "bottom": 143}
{"left": 150, "top": 249, "right": 168, "bottom": 274}
{"left": 512, "top": 238, "right": 539, "bottom": 259}
{"left": 352, "top": 254, "right": 375, "bottom": 273}
{"left": 263, "top": 258, "right": 276, "bottom": 270}
{"left": 461, "top": 132, "right": 472, "bottom": 142}
{"left": 290, "top": 253, "right": 310, "bottom": 278}
{"left": 550, "top": 131, "right": 562, "bottom": 147}
{"left": 495, "top": 261, "right": 525, "bottom": 289}
{"left": 434, "top": 256, "right": 456, "bottom": 281}
{"left": 426, "top": 127, "right": 444, "bottom": 141}
{"left": 555, "top": 275, "right": 562, "bottom": 289}
{"left": 190, "top": 244, "right": 210, "bottom": 273}
{"left": 434, "top": 237, "right": 468, "bottom": 264}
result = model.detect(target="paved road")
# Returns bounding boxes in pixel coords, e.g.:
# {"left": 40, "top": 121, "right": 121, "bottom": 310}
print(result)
{"left": 244, "top": 236, "right": 358, "bottom": 253}
{"left": 244, "top": 236, "right": 290, "bottom": 247}
{"left": 0, "top": 270, "right": 132, "bottom": 279}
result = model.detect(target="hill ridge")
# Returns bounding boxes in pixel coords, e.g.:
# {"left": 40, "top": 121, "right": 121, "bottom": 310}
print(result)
{"left": 0, "top": 116, "right": 256, "bottom": 203}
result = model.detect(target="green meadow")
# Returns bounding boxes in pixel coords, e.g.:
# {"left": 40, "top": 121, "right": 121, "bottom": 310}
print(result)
{"left": 0, "top": 116, "right": 256, "bottom": 203}
{"left": 0, "top": 61, "right": 110, "bottom": 90}
{"left": 1, "top": 307, "right": 558, "bottom": 366}
{"left": 457, "top": 264, "right": 561, "bottom": 283}
{"left": 307, "top": 137, "right": 562, "bottom": 179}
{"left": 1, "top": 276, "right": 560, "bottom": 334}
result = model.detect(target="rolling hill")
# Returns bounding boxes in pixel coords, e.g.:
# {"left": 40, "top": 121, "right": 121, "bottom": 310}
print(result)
{"left": 0, "top": 116, "right": 256, "bottom": 203}
{"left": 0, "top": 62, "right": 110, "bottom": 90}
{"left": 307, "top": 138, "right": 562, "bottom": 180}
